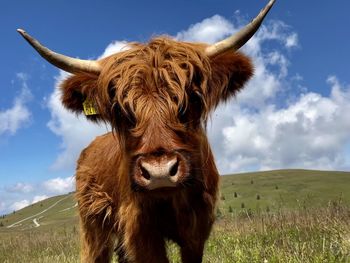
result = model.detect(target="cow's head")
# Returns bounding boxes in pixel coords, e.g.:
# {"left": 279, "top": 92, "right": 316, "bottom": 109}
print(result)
{"left": 18, "top": 0, "right": 275, "bottom": 191}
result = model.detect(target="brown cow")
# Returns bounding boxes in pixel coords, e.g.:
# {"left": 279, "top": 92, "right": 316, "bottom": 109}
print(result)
{"left": 18, "top": 1, "right": 276, "bottom": 262}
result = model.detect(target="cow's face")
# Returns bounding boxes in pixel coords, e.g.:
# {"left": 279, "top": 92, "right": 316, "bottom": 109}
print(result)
{"left": 18, "top": 0, "right": 275, "bottom": 191}
{"left": 58, "top": 38, "right": 252, "bottom": 191}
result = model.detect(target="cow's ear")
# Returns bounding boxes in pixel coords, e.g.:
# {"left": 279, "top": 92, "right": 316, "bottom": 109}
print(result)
{"left": 208, "top": 52, "right": 253, "bottom": 108}
{"left": 60, "top": 73, "right": 108, "bottom": 122}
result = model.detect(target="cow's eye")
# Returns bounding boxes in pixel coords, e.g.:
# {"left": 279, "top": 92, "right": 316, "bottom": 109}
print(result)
{"left": 112, "top": 104, "right": 136, "bottom": 129}
{"left": 178, "top": 108, "right": 187, "bottom": 124}
{"left": 189, "top": 91, "right": 204, "bottom": 117}
{"left": 179, "top": 92, "right": 204, "bottom": 126}
{"left": 190, "top": 91, "right": 203, "bottom": 108}
{"left": 123, "top": 111, "right": 136, "bottom": 129}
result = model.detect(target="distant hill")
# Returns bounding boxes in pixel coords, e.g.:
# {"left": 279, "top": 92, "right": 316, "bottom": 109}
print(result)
{"left": 1, "top": 169, "right": 349, "bottom": 231}
{"left": 220, "top": 169, "right": 350, "bottom": 214}
{"left": 0, "top": 193, "right": 77, "bottom": 231}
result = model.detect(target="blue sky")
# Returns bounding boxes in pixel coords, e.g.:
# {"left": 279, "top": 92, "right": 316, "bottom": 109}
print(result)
{"left": 1, "top": 0, "right": 350, "bottom": 214}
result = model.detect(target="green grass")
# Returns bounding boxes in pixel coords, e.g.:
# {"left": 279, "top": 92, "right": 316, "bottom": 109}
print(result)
{"left": 0, "top": 194, "right": 77, "bottom": 230}
{"left": 1, "top": 203, "right": 349, "bottom": 262}
{"left": 220, "top": 169, "right": 350, "bottom": 214}
{"left": 1, "top": 169, "right": 350, "bottom": 262}
{"left": 206, "top": 203, "right": 350, "bottom": 263}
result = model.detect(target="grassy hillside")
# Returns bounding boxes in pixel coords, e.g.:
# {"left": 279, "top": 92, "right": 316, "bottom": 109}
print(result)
{"left": 0, "top": 169, "right": 349, "bottom": 262}
{"left": 219, "top": 169, "right": 350, "bottom": 214}
{"left": 1, "top": 169, "right": 350, "bottom": 229}
{"left": 0, "top": 193, "right": 77, "bottom": 230}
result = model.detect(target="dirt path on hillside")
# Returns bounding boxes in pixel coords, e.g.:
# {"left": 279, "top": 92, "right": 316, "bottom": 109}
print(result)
{"left": 33, "top": 218, "right": 40, "bottom": 227}
{"left": 7, "top": 196, "right": 70, "bottom": 228}
{"left": 59, "top": 202, "right": 78, "bottom": 212}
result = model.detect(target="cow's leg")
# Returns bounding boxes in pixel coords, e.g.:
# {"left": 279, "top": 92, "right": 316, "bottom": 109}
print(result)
{"left": 123, "top": 232, "right": 169, "bottom": 263}
{"left": 180, "top": 242, "right": 205, "bottom": 263}
{"left": 118, "top": 219, "right": 168, "bottom": 263}
{"left": 177, "top": 204, "right": 215, "bottom": 263}
{"left": 79, "top": 218, "right": 114, "bottom": 263}
{"left": 75, "top": 168, "right": 117, "bottom": 262}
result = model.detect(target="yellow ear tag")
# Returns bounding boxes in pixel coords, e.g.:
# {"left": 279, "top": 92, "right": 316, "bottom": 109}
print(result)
{"left": 83, "top": 99, "right": 99, "bottom": 116}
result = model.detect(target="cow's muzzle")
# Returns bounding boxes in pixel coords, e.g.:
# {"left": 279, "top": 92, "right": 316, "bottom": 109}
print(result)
{"left": 133, "top": 152, "right": 188, "bottom": 190}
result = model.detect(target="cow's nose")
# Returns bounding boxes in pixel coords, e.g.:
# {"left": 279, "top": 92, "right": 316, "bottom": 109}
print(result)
{"left": 136, "top": 155, "right": 181, "bottom": 190}
{"left": 140, "top": 156, "right": 179, "bottom": 179}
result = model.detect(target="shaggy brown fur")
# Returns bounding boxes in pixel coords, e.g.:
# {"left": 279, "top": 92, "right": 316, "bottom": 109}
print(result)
{"left": 60, "top": 37, "right": 253, "bottom": 262}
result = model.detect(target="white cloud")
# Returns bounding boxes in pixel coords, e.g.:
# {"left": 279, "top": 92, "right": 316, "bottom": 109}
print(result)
{"left": 8, "top": 195, "right": 49, "bottom": 212}
{"left": 100, "top": 41, "right": 129, "bottom": 58}
{"left": 10, "top": 200, "right": 30, "bottom": 211}
{"left": 6, "top": 182, "right": 33, "bottom": 193}
{"left": 0, "top": 73, "right": 32, "bottom": 135}
{"left": 252, "top": 20, "right": 299, "bottom": 51}
{"left": 216, "top": 81, "right": 350, "bottom": 172}
{"left": 285, "top": 33, "right": 298, "bottom": 48}
{"left": 176, "top": 15, "right": 234, "bottom": 44}
{"left": 32, "top": 195, "right": 48, "bottom": 204}
{"left": 43, "top": 176, "right": 75, "bottom": 194}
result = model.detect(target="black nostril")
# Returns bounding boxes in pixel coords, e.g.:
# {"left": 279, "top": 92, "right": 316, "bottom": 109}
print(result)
{"left": 140, "top": 166, "right": 151, "bottom": 180}
{"left": 169, "top": 160, "right": 179, "bottom": 177}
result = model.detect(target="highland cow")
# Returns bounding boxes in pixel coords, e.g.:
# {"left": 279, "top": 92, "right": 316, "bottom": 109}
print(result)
{"left": 18, "top": 1, "right": 276, "bottom": 262}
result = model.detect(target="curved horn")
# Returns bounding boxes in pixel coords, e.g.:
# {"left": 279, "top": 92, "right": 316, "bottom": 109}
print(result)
{"left": 17, "top": 29, "right": 101, "bottom": 75}
{"left": 205, "top": 0, "right": 276, "bottom": 57}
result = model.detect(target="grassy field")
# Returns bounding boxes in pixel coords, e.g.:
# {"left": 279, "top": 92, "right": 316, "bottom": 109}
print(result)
{"left": 1, "top": 169, "right": 350, "bottom": 262}
{"left": 220, "top": 169, "right": 350, "bottom": 214}
{"left": 0, "top": 194, "right": 77, "bottom": 230}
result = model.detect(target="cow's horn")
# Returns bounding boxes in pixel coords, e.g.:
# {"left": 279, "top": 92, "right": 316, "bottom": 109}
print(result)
{"left": 17, "top": 29, "right": 101, "bottom": 75}
{"left": 205, "top": 0, "right": 276, "bottom": 57}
